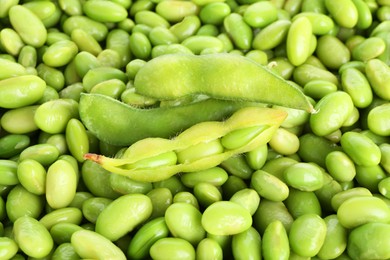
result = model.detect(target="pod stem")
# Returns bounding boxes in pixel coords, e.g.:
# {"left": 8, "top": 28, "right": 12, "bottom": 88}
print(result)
{"left": 83, "top": 153, "right": 103, "bottom": 164}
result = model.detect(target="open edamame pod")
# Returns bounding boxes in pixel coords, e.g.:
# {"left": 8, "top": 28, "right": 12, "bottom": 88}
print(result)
{"left": 84, "top": 107, "right": 287, "bottom": 182}
{"left": 79, "top": 93, "right": 268, "bottom": 146}
{"left": 133, "top": 53, "right": 315, "bottom": 113}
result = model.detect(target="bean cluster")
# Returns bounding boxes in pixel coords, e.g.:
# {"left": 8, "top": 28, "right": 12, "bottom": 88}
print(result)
{"left": 0, "top": 0, "right": 390, "bottom": 259}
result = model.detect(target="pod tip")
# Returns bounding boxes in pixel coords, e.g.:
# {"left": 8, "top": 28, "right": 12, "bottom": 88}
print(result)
{"left": 83, "top": 153, "right": 102, "bottom": 163}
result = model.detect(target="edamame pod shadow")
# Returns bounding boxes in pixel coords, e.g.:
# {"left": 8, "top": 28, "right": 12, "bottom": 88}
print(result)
{"left": 79, "top": 93, "right": 268, "bottom": 146}
{"left": 134, "top": 53, "right": 315, "bottom": 113}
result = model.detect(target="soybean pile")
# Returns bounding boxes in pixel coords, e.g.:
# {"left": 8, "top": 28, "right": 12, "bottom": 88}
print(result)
{"left": 1, "top": 0, "right": 390, "bottom": 259}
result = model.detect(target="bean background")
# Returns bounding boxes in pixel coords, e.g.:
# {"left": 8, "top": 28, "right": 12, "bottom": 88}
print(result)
{"left": 0, "top": 0, "right": 390, "bottom": 259}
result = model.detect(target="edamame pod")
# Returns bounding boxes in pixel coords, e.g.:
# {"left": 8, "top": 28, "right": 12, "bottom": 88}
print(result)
{"left": 85, "top": 107, "right": 287, "bottom": 182}
{"left": 80, "top": 93, "right": 269, "bottom": 146}
{"left": 134, "top": 53, "right": 314, "bottom": 112}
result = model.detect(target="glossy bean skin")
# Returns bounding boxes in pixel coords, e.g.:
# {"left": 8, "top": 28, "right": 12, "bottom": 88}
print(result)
{"left": 71, "top": 229, "right": 126, "bottom": 259}
{"left": 134, "top": 54, "right": 314, "bottom": 112}
{"left": 310, "top": 91, "right": 354, "bottom": 136}
{"left": 286, "top": 16, "right": 313, "bottom": 66}
{"left": 347, "top": 223, "right": 390, "bottom": 260}
{"left": 262, "top": 220, "right": 289, "bottom": 260}
{"left": 201, "top": 201, "right": 252, "bottom": 235}
{"left": 337, "top": 196, "right": 390, "bottom": 228}
{"left": 9, "top": 5, "right": 47, "bottom": 47}
{"left": 165, "top": 202, "right": 205, "bottom": 245}
{"left": 340, "top": 131, "right": 382, "bottom": 166}
{"left": 127, "top": 217, "right": 169, "bottom": 259}
{"left": 95, "top": 194, "right": 152, "bottom": 241}
{"left": 288, "top": 214, "right": 327, "bottom": 257}
{"left": 232, "top": 226, "right": 262, "bottom": 260}
{"left": 149, "top": 237, "right": 195, "bottom": 260}
{"left": 0, "top": 75, "right": 46, "bottom": 109}
{"left": 46, "top": 159, "right": 78, "bottom": 209}
{"left": 365, "top": 59, "right": 390, "bottom": 100}
{"left": 13, "top": 216, "right": 54, "bottom": 258}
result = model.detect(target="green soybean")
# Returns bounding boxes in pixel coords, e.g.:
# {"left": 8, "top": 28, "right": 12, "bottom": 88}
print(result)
{"left": 165, "top": 202, "right": 205, "bottom": 245}
{"left": 232, "top": 227, "right": 262, "bottom": 260}
{"left": 95, "top": 193, "right": 152, "bottom": 241}
{"left": 71, "top": 230, "right": 126, "bottom": 259}
{"left": 286, "top": 16, "right": 313, "bottom": 66}
{"left": 17, "top": 159, "right": 46, "bottom": 195}
{"left": 288, "top": 213, "right": 327, "bottom": 257}
{"left": 196, "top": 238, "right": 223, "bottom": 260}
{"left": 317, "top": 215, "right": 347, "bottom": 259}
{"left": 82, "top": 197, "right": 112, "bottom": 224}
{"left": 0, "top": 237, "right": 18, "bottom": 259}
{"left": 310, "top": 91, "right": 354, "bottom": 136}
{"left": 284, "top": 162, "right": 324, "bottom": 192}
{"left": 365, "top": 58, "right": 390, "bottom": 100}
{"left": 337, "top": 196, "right": 390, "bottom": 228}
{"left": 325, "top": 151, "right": 356, "bottom": 182}
{"left": 262, "top": 220, "right": 290, "bottom": 260}
{"left": 9, "top": 5, "right": 47, "bottom": 47}
{"left": 149, "top": 237, "right": 195, "bottom": 260}
{"left": 127, "top": 217, "right": 170, "bottom": 259}
{"left": 324, "top": 0, "right": 358, "bottom": 28}
{"left": 46, "top": 159, "right": 78, "bottom": 209}
{"left": 13, "top": 216, "right": 53, "bottom": 258}
{"left": 251, "top": 169, "right": 289, "bottom": 201}
{"left": 201, "top": 201, "right": 252, "bottom": 235}
{"left": 340, "top": 131, "right": 382, "bottom": 166}
{"left": 347, "top": 223, "right": 390, "bottom": 260}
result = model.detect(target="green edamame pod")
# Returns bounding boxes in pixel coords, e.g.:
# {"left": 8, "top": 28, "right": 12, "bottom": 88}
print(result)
{"left": 85, "top": 107, "right": 286, "bottom": 182}
{"left": 134, "top": 53, "right": 314, "bottom": 112}
{"left": 80, "top": 94, "right": 267, "bottom": 146}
